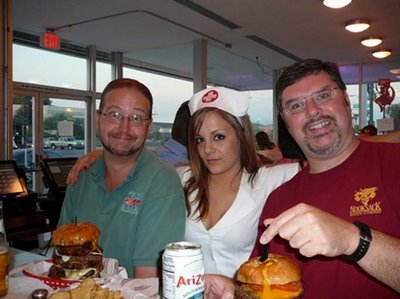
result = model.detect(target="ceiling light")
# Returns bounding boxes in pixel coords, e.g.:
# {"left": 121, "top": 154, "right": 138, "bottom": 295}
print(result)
{"left": 323, "top": 0, "right": 352, "bottom": 9}
{"left": 361, "top": 37, "right": 382, "bottom": 47}
{"left": 389, "top": 69, "right": 400, "bottom": 75}
{"left": 397, "top": 75, "right": 400, "bottom": 80}
{"left": 372, "top": 49, "right": 392, "bottom": 59}
{"left": 345, "top": 19, "right": 370, "bottom": 33}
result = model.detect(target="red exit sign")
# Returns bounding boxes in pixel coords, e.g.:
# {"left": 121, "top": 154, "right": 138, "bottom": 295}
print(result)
{"left": 40, "top": 32, "right": 60, "bottom": 50}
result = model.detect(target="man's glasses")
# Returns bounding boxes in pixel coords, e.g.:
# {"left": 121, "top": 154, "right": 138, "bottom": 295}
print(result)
{"left": 282, "top": 87, "right": 339, "bottom": 114}
{"left": 100, "top": 111, "right": 150, "bottom": 127}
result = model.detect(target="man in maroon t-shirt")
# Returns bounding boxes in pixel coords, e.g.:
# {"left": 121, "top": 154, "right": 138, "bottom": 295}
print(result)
{"left": 250, "top": 59, "right": 400, "bottom": 299}
{"left": 203, "top": 59, "right": 400, "bottom": 299}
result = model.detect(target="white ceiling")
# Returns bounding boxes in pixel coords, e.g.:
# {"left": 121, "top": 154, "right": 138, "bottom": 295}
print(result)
{"left": 13, "top": 0, "right": 400, "bottom": 90}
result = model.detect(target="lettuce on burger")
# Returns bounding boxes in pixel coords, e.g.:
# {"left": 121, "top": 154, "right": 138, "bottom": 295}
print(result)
{"left": 235, "top": 253, "right": 303, "bottom": 299}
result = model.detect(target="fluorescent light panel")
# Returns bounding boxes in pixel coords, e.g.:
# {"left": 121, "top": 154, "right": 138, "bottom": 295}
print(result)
{"left": 323, "top": 0, "right": 352, "bottom": 9}
{"left": 372, "top": 49, "right": 391, "bottom": 59}
{"left": 361, "top": 37, "right": 382, "bottom": 47}
{"left": 345, "top": 19, "right": 370, "bottom": 33}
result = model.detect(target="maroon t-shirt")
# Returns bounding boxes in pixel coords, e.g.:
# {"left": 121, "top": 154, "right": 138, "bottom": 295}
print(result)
{"left": 252, "top": 141, "right": 400, "bottom": 299}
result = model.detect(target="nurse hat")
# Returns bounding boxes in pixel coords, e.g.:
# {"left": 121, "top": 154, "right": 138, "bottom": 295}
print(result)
{"left": 188, "top": 87, "right": 250, "bottom": 117}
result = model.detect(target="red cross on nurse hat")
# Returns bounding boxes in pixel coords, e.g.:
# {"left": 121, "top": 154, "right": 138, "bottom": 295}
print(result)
{"left": 188, "top": 87, "right": 250, "bottom": 117}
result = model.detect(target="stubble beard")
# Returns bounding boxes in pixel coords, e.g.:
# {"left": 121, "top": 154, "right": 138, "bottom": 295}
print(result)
{"left": 100, "top": 135, "right": 143, "bottom": 157}
{"left": 303, "top": 116, "right": 343, "bottom": 156}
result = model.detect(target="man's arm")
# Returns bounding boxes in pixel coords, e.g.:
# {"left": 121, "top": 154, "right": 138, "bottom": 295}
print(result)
{"left": 360, "top": 131, "right": 400, "bottom": 143}
{"left": 358, "top": 229, "right": 400, "bottom": 292}
{"left": 259, "top": 203, "right": 400, "bottom": 293}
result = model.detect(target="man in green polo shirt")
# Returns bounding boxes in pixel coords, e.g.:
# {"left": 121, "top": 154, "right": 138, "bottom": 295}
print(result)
{"left": 58, "top": 78, "right": 186, "bottom": 278}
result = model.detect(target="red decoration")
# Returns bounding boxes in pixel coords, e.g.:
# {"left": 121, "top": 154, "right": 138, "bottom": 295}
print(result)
{"left": 374, "top": 79, "right": 396, "bottom": 112}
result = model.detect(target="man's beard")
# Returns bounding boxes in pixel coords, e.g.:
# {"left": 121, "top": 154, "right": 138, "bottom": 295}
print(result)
{"left": 303, "top": 116, "right": 343, "bottom": 156}
{"left": 100, "top": 134, "right": 143, "bottom": 157}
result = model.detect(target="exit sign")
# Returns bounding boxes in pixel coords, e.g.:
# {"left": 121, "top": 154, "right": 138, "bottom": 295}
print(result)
{"left": 40, "top": 32, "right": 60, "bottom": 50}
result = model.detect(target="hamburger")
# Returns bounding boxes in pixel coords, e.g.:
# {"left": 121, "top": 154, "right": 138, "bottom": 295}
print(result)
{"left": 48, "top": 222, "right": 104, "bottom": 280}
{"left": 235, "top": 254, "right": 303, "bottom": 299}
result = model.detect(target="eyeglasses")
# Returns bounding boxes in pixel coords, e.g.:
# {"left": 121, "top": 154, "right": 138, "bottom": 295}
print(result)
{"left": 282, "top": 87, "right": 339, "bottom": 114}
{"left": 100, "top": 111, "right": 150, "bottom": 127}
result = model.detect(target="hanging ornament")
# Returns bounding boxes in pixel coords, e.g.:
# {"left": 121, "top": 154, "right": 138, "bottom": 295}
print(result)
{"left": 374, "top": 79, "right": 396, "bottom": 112}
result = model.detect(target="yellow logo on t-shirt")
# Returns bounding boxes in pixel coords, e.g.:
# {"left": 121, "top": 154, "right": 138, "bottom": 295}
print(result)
{"left": 350, "top": 187, "right": 382, "bottom": 216}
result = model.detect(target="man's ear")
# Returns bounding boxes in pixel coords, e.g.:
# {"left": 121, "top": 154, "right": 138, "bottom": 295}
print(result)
{"left": 95, "top": 111, "right": 100, "bottom": 131}
{"left": 146, "top": 119, "right": 153, "bottom": 138}
{"left": 343, "top": 91, "right": 351, "bottom": 107}
{"left": 280, "top": 112, "right": 289, "bottom": 129}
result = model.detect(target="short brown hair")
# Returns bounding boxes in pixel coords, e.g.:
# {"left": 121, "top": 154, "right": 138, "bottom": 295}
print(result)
{"left": 99, "top": 78, "right": 153, "bottom": 118}
{"left": 276, "top": 59, "right": 346, "bottom": 112}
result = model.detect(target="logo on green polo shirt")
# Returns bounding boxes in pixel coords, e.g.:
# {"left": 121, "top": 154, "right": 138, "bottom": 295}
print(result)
{"left": 121, "top": 191, "right": 143, "bottom": 214}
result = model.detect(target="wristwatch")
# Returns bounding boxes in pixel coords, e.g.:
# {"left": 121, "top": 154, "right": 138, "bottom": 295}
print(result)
{"left": 341, "top": 221, "right": 372, "bottom": 263}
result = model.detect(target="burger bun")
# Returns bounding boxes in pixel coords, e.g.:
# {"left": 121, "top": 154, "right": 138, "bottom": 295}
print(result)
{"left": 237, "top": 253, "right": 301, "bottom": 286}
{"left": 52, "top": 222, "right": 101, "bottom": 246}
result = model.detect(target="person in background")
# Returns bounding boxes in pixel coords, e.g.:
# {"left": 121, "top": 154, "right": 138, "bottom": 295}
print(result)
{"left": 153, "top": 100, "right": 190, "bottom": 167}
{"left": 364, "top": 130, "right": 400, "bottom": 142}
{"left": 67, "top": 86, "right": 299, "bottom": 279}
{"left": 254, "top": 131, "right": 282, "bottom": 166}
{"left": 59, "top": 78, "right": 186, "bottom": 278}
{"left": 178, "top": 87, "right": 298, "bottom": 278}
{"left": 251, "top": 59, "right": 400, "bottom": 298}
{"left": 274, "top": 114, "right": 307, "bottom": 168}
{"left": 358, "top": 125, "right": 400, "bottom": 143}
{"left": 358, "top": 124, "right": 378, "bottom": 137}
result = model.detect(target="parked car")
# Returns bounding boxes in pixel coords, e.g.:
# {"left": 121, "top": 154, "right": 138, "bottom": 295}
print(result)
{"left": 43, "top": 137, "right": 57, "bottom": 149}
{"left": 46, "top": 136, "right": 84, "bottom": 150}
{"left": 13, "top": 148, "right": 64, "bottom": 190}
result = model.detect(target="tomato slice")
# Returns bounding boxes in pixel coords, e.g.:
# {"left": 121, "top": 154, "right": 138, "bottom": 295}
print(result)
{"left": 247, "top": 283, "right": 264, "bottom": 292}
{"left": 271, "top": 281, "right": 302, "bottom": 292}
{"left": 247, "top": 281, "right": 302, "bottom": 293}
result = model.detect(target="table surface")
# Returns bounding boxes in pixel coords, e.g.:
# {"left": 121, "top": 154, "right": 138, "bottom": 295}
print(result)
{"left": 5, "top": 247, "right": 51, "bottom": 299}
{"left": 5, "top": 248, "right": 159, "bottom": 299}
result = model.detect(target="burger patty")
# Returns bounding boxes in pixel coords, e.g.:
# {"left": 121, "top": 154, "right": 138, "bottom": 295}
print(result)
{"left": 53, "top": 253, "right": 103, "bottom": 270}
{"left": 48, "top": 264, "right": 66, "bottom": 279}
{"left": 55, "top": 241, "right": 99, "bottom": 256}
{"left": 234, "top": 286, "right": 258, "bottom": 299}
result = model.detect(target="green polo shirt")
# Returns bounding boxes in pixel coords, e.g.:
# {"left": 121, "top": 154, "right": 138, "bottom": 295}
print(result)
{"left": 58, "top": 148, "right": 186, "bottom": 277}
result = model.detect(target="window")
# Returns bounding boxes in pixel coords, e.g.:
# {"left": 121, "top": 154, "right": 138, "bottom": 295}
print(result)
{"left": 13, "top": 44, "right": 87, "bottom": 90}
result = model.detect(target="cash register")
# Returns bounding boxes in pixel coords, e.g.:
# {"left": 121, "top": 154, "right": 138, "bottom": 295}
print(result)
{"left": 0, "top": 160, "right": 48, "bottom": 241}
{"left": 39, "top": 157, "right": 77, "bottom": 226}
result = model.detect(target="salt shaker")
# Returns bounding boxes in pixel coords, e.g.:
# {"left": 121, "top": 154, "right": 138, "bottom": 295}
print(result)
{"left": 31, "top": 289, "right": 49, "bottom": 299}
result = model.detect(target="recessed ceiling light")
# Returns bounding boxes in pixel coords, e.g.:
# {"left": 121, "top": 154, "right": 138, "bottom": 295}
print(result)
{"left": 361, "top": 37, "right": 382, "bottom": 47}
{"left": 389, "top": 69, "right": 400, "bottom": 75}
{"left": 372, "top": 49, "right": 392, "bottom": 59}
{"left": 345, "top": 19, "right": 370, "bottom": 33}
{"left": 323, "top": 0, "right": 352, "bottom": 9}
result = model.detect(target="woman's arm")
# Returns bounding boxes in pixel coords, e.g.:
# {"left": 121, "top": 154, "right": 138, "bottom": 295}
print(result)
{"left": 204, "top": 274, "right": 235, "bottom": 299}
{"left": 66, "top": 150, "right": 103, "bottom": 185}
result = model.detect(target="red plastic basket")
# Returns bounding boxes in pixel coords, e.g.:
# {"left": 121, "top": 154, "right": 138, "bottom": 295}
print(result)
{"left": 22, "top": 259, "right": 79, "bottom": 289}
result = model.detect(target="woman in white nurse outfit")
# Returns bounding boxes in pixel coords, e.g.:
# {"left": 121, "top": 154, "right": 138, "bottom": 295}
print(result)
{"left": 66, "top": 86, "right": 298, "bottom": 279}
{"left": 178, "top": 87, "right": 298, "bottom": 278}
